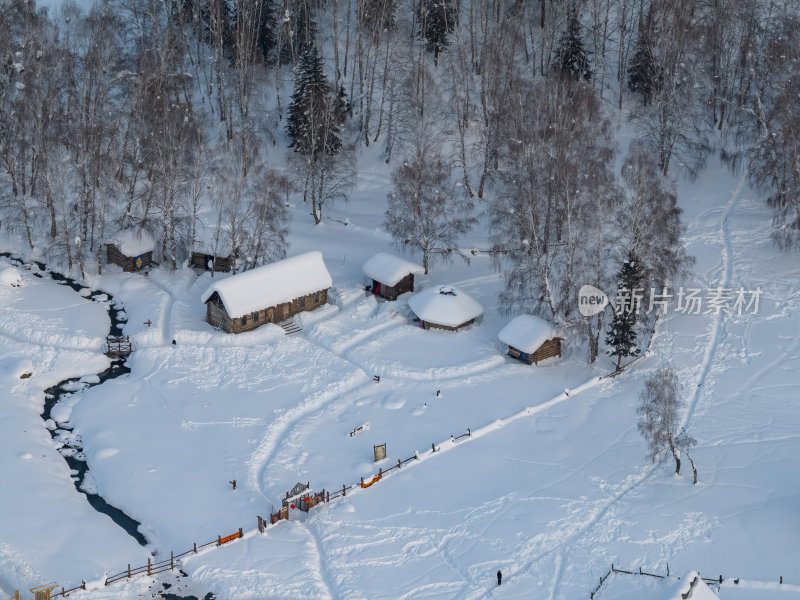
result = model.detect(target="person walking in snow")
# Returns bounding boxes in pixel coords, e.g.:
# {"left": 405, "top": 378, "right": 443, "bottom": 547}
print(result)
{"left": 497, "top": 570, "right": 502, "bottom": 585}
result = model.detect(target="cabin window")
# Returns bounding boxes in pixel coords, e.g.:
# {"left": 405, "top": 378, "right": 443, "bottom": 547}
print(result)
{"left": 241, "top": 315, "right": 247, "bottom": 326}
{"left": 253, "top": 311, "right": 259, "bottom": 322}
{"left": 314, "top": 292, "right": 319, "bottom": 303}
{"left": 299, "top": 296, "right": 306, "bottom": 308}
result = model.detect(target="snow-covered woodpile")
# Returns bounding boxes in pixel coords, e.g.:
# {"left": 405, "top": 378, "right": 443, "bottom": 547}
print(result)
{"left": 408, "top": 286, "right": 483, "bottom": 331}
{"left": 200, "top": 251, "right": 332, "bottom": 333}
{"left": 362, "top": 252, "right": 424, "bottom": 300}
{"left": 498, "top": 315, "right": 563, "bottom": 365}
{"left": 105, "top": 230, "right": 155, "bottom": 272}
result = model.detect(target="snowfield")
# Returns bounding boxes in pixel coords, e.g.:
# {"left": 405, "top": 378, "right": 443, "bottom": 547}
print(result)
{"left": 2, "top": 155, "right": 800, "bottom": 600}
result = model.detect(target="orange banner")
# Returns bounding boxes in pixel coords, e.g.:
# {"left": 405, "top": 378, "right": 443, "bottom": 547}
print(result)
{"left": 361, "top": 474, "right": 382, "bottom": 488}
{"left": 219, "top": 532, "right": 241, "bottom": 545}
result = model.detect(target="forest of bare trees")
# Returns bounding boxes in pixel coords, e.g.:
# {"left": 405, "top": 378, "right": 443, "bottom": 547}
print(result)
{"left": 1, "top": 0, "right": 799, "bottom": 358}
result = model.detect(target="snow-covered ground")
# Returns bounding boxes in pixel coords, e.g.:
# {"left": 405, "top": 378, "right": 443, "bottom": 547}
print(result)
{"left": 2, "top": 149, "right": 799, "bottom": 600}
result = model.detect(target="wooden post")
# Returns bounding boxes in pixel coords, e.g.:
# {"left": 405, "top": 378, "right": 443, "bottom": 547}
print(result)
{"left": 342, "top": 484, "right": 346, "bottom": 497}
{"left": 326, "top": 491, "right": 330, "bottom": 502}
{"left": 379, "top": 468, "right": 382, "bottom": 476}
{"left": 239, "top": 527, "right": 243, "bottom": 538}
{"left": 467, "top": 428, "right": 471, "bottom": 436}
{"left": 147, "top": 557, "right": 151, "bottom": 576}
{"left": 361, "top": 476, "right": 364, "bottom": 485}
{"left": 432, "top": 442, "right": 436, "bottom": 452}
{"left": 170, "top": 551, "right": 174, "bottom": 570}
{"left": 193, "top": 542, "right": 197, "bottom": 553}
{"left": 397, "top": 458, "right": 402, "bottom": 469}
{"left": 780, "top": 576, "right": 783, "bottom": 584}
{"left": 127, "top": 564, "right": 131, "bottom": 578}
{"left": 217, "top": 535, "right": 221, "bottom": 546}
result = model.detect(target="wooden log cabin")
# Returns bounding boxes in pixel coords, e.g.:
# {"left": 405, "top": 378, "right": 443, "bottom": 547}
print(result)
{"left": 498, "top": 314, "right": 563, "bottom": 364}
{"left": 105, "top": 230, "right": 155, "bottom": 272}
{"left": 189, "top": 251, "right": 234, "bottom": 273}
{"left": 362, "top": 252, "right": 424, "bottom": 301}
{"left": 408, "top": 286, "right": 484, "bottom": 331}
{"left": 200, "top": 251, "right": 332, "bottom": 333}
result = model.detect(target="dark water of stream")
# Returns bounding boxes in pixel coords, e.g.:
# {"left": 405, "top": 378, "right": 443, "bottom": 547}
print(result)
{"left": 2, "top": 253, "right": 214, "bottom": 599}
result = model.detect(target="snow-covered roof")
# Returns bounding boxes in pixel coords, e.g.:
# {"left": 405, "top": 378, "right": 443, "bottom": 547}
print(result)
{"left": 200, "top": 251, "right": 332, "bottom": 318}
{"left": 114, "top": 229, "right": 155, "bottom": 256}
{"left": 362, "top": 253, "right": 424, "bottom": 287}
{"left": 497, "top": 315, "right": 559, "bottom": 353}
{"left": 408, "top": 286, "right": 483, "bottom": 328}
{"left": 667, "top": 572, "right": 718, "bottom": 600}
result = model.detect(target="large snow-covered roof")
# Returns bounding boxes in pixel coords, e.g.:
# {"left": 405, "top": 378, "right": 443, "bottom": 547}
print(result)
{"left": 114, "top": 229, "right": 155, "bottom": 256}
{"left": 200, "top": 251, "right": 332, "bottom": 318}
{"left": 362, "top": 253, "right": 424, "bottom": 287}
{"left": 497, "top": 315, "right": 559, "bottom": 353}
{"left": 408, "top": 286, "right": 483, "bottom": 328}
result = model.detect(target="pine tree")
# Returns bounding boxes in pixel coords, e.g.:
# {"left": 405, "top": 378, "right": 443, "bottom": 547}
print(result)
{"left": 286, "top": 46, "right": 342, "bottom": 158}
{"left": 628, "top": 18, "right": 660, "bottom": 105}
{"left": 256, "top": 0, "right": 278, "bottom": 63}
{"left": 418, "top": 0, "right": 458, "bottom": 66}
{"left": 606, "top": 252, "right": 643, "bottom": 370}
{"left": 279, "top": 0, "right": 317, "bottom": 65}
{"left": 553, "top": 9, "right": 591, "bottom": 81}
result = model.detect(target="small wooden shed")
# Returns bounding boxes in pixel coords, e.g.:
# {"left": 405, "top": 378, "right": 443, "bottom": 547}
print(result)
{"left": 105, "top": 230, "right": 155, "bottom": 272}
{"left": 408, "top": 286, "right": 483, "bottom": 331}
{"left": 362, "top": 253, "right": 424, "bottom": 300}
{"left": 189, "top": 251, "right": 234, "bottom": 273}
{"left": 200, "top": 251, "right": 332, "bottom": 334}
{"left": 498, "top": 314, "right": 563, "bottom": 364}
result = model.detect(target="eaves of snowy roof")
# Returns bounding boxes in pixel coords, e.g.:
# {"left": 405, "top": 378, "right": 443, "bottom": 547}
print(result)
{"left": 200, "top": 251, "right": 332, "bottom": 318}
{"left": 113, "top": 229, "right": 155, "bottom": 256}
{"left": 497, "top": 315, "right": 559, "bottom": 354}
{"left": 408, "top": 286, "right": 483, "bottom": 328}
{"left": 362, "top": 253, "right": 425, "bottom": 287}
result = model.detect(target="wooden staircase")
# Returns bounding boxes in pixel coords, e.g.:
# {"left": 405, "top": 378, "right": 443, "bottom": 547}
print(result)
{"left": 277, "top": 318, "right": 302, "bottom": 335}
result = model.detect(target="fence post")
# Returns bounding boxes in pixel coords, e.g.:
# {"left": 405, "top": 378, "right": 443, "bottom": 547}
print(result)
{"left": 342, "top": 484, "right": 346, "bottom": 497}
{"left": 147, "top": 557, "right": 151, "bottom": 576}
{"left": 128, "top": 564, "right": 131, "bottom": 578}
{"left": 171, "top": 551, "right": 174, "bottom": 570}
{"left": 217, "top": 535, "right": 222, "bottom": 546}
{"left": 640, "top": 566, "right": 642, "bottom": 575}
{"left": 193, "top": 542, "right": 197, "bottom": 553}
{"left": 397, "top": 458, "right": 402, "bottom": 469}
{"left": 432, "top": 442, "right": 436, "bottom": 452}
{"left": 326, "top": 491, "right": 330, "bottom": 502}
{"left": 467, "top": 428, "right": 471, "bottom": 436}
{"left": 239, "top": 527, "right": 243, "bottom": 538}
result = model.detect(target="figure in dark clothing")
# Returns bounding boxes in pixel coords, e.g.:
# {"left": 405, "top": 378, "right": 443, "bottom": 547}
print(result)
{"left": 497, "top": 570, "right": 502, "bottom": 585}
{"left": 230, "top": 480, "right": 237, "bottom": 490}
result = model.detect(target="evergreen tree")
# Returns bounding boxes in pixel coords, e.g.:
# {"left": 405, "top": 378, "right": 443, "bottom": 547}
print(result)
{"left": 279, "top": 0, "right": 317, "bottom": 65}
{"left": 628, "top": 18, "right": 660, "bottom": 105}
{"left": 417, "top": 0, "right": 458, "bottom": 66}
{"left": 286, "top": 46, "right": 342, "bottom": 158}
{"left": 256, "top": 0, "right": 278, "bottom": 63}
{"left": 606, "top": 252, "right": 643, "bottom": 370}
{"left": 553, "top": 9, "right": 591, "bottom": 81}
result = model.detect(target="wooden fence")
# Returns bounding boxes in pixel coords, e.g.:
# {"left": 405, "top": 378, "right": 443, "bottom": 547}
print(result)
{"left": 97, "top": 528, "right": 243, "bottom": 591}
{"left": 590, "top": 563, "right": 724, "bottom": 599}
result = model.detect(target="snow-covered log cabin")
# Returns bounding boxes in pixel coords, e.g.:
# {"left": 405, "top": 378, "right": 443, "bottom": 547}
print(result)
{"left": 200, "top": 251, "right": 332, "bottom": 333}
{"left": 498, "top": 315, "right": 563, "bottom": 364}
{"left": 408, "top": 286, "right": 483, "bottom": 331}
{"left": 362, "top": 252, "right": 424, "bottom": 300}
{"left": 105, "top": 229, "right": 155, "bottom": 272}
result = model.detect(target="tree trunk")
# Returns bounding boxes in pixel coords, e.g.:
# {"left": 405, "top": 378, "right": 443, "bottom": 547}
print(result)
{"left": 670, "top": 440, "right": 681, "bottom": 474}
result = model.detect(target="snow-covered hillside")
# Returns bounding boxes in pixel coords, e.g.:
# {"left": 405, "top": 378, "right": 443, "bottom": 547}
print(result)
{"left": 1, "top": 143, "right": 799, "bottom": 600}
